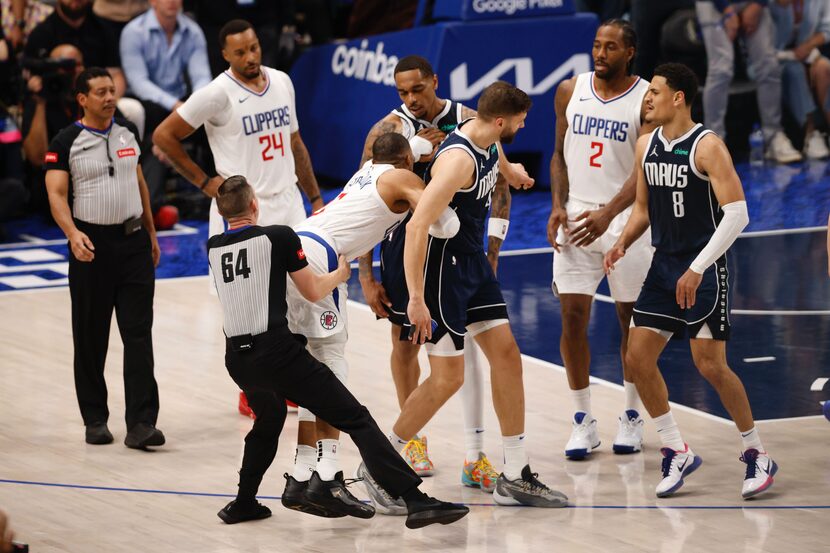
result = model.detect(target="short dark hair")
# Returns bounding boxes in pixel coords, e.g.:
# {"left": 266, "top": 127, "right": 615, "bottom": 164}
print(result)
{"left": 219, "top": 19, "right": 254, "bottom": 48}
{"left": 217, "top": 175, "right": 255, "bottom": 218}
{"left": 74, "top": 67, "right": 112, "bottom": 96}
{"left": 476, "top": 81, "right": 532, "bottom": 121}
{"left": 653, "top": 62, "right": 699, "bottom": 106}
{"left": 372, "top": 132, "right": 411, "bottom": 164}
{"left": 394, "top": 55, "right": 435, "bottom": 79}
{"left": 600, "top": 18, "right": 637, "bottom": 49}
{"left": 600, "top": 18, "right": 637, "bottom": 74}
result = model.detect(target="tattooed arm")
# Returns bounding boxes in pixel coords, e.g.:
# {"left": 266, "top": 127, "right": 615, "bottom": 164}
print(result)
{"left": 359, "top": 114, "right": 403, "bottom": 167}
{"left": 487, "top": 173, "right": 511, "bottom": 275}
{"left": 291, "top": 130, "right": 324, "bottom": 211}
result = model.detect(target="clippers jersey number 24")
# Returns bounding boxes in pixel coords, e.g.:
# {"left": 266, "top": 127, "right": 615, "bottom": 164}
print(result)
{"left": 259, "top": 132, "right": 284, "bottom": 161}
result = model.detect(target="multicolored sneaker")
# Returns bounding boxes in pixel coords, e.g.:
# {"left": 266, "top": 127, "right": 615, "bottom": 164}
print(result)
{"left": 461, "top": 452, "right": 499, "bottom": 493}
{"left": 403, "top": 435, "right": 435, "bottom": 476}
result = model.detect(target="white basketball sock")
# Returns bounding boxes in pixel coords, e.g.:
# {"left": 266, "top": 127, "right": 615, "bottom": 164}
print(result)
{"left": 502, "top": 433, "right": 528, "bottom": 480}
{"left": 624, "top": 380, "right": 641, "bottom": 413}
{"left": 292, "top": 445, "right": 317, "bottom": 482}
{"left": 316, "top": 439, "right": 340, "bottom": 481}
{"left": 461, "top": 336, "right": 486, "bottom": 462}
{"left": 388, "top": 431, "right": 408, "bottom": 453}
{"left": 653, "top": 411, "right": 686, "bottom": 451}
{"left": 464, "top": 428, "right": 485, "bottom": 462}
{"left": 740, "top": 427, "right": 764, "bottom": 452}
{"left": 571, "top": 386, "right": 591, "bottom": 416}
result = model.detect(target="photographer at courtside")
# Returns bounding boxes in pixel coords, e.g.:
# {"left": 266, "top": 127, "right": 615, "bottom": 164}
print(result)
{"left": 21, "top": 44, "right": 84, "bottom": 214}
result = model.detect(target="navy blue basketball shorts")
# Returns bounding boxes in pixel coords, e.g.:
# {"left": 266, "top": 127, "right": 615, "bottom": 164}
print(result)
{"left": 411, "top": 238, "right": 509, "bottom": 351}
{"left": 380, "top": 221, "right": 409, "bottom": 327}
{"left": 632, "top": 251, "right": 731, "bottom": 341}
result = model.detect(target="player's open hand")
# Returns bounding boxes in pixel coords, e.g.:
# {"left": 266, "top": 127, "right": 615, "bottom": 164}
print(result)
{"left": 603, "top": 243, "right": 626, "bottom": 274}
{"left": 336, "top": 255, "right": 351, "bottom": 283}
{"left": 68, "top": 230, "right": 95, "bottom": 262}
{"left": 676, "top": 268, "right": 703, "bottom": 309}
{"left": 570, "top": 208, "right": 612, "bottom": 248}
{"left": 203, "top": 176, "right": 224, "bottom": 198}
{"left": 360, "top": 277, "right": 391, "bottom": 318}
{"left": 415, "top": 128, "right": 446, "bottom": 162}
{"left": 407, "top": 297, "right": 432, "bottom": 344}
{"left": 547, "top": 207, "right": 568, "bottom": 251}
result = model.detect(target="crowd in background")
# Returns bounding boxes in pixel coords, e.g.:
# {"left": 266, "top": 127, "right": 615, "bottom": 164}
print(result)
{"left": 1, "top": 0, "right": 830, "bottom": 238}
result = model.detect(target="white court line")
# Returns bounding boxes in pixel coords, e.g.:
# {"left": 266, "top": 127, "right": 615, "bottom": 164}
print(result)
{"left": 743, "top": 356, "right": 776, "bottom": 363}
{"left": 497, "top": 225, "right": 828, "bottom": 259}
{"left": 811, "top": 378, "right": 829, "bottom": 391}
{"left": 755, "top": 415, "right": 826, "bottom": 424}
{"left": 0, "top": 223, "right": 199, "bottom": 250}
{"left": 347, "top": 300, "right": 734, "bottom": 425}
{"left": 594, "top": 293, "right": 830, "bottom": 316}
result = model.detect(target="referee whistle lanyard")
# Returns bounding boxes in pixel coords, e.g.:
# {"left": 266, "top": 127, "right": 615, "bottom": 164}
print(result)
{"left": 77, "top": 117, "right": 115, "bottom": 177}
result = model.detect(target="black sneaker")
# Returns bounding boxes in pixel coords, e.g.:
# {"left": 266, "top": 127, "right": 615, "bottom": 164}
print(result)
{"left": 124, "top": 423, "right": 165, "bottom": 449}
{"left": 85, "top": 422, "right": 113, "bottom": 445}
{"left": 304, "top": 471, "right": 375, "bottom": 519}
{"left": 281, "top": 473, "right": 345, "bottom": 518}
{"left": 217, "top": 500, "right": 272, "bottom": 524}
{"left": 404, "top": 494, "right": 469, "bottom": 529}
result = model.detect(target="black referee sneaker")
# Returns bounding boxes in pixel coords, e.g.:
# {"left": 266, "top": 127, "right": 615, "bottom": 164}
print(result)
{"left": 208, "top": 175, "right": 468, "bottom": 529}
{"left": 44, "top": 67, "right": 164, "bottom": 450}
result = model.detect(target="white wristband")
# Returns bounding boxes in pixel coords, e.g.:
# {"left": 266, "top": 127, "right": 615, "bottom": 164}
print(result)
{"left": 488, "top": 217, "right": 509, "bottom": 240}
{"left": 409, "top": 135, "right": 434, "bottom": 158}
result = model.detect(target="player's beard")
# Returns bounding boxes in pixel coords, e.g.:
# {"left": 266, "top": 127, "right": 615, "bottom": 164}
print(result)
{"left": 595, "top": 61, "right": 625, "bottom": 81}
{"left": 242, "top": 64, "right": 260, "bottom": 79}
{"left": 59, "top": 1, "right": 91, "bottom": 21}
{"left": 500, "top": 129, "right": 517, "bottom": 144}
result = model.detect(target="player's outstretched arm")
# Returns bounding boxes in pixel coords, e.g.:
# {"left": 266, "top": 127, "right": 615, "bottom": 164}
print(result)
{"left": 548, "top": 77, "right": 575, "bottom": 250}
{"left": 290, "top": 254, "right": 351, "bottom": 303}
{"left": 404, "top": 151, "right": 473, "bottom": 343}
{"left": 605, "top": 134, "right": 651, "bottom": 273}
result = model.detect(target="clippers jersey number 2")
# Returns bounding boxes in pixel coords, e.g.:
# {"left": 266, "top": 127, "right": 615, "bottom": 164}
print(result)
{"left": 589, "top": 141, "right": 603, "bottom": 168}
{"left": 260, "top": 132, "right": 285, "bottom": 161}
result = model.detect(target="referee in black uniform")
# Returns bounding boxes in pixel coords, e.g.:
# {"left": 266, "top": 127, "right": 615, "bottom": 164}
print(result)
{"left": 208, "top": 175, "right": 468, "bottom": 529}
{"left": 44, "top": 67, "right": 164, "bottom": 450}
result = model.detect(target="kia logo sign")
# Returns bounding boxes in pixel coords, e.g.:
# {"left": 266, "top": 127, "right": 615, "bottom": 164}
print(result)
{"left": 449, "top": 53, "right": 590, "bottom": 100}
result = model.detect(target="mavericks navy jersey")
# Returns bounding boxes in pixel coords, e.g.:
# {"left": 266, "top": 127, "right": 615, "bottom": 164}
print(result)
{"left": 391, "top": 100, "right": 464, "bottom": 178}
{"left": 642, "top": 123, "right": 720, "bottom": 256}
{"left": 425, "top": 120, "right": 500, "bottom": 253}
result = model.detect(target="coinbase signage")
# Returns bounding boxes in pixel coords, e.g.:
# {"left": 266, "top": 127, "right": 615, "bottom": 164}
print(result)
{"left": 433, "top": 0, "right": 575, "bottom": 20}
{"left": 290, "top": 13, "right": 597, "bottom": 187}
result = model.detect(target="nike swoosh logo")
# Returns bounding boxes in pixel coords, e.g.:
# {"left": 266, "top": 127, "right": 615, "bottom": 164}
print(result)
{"left": 741, "top": 431, "right": 753, "bottom": 437}
{"left": 677, "top": 458, "right": 688, "bottom": 472}
{"left": 475, "top": 429, "right": 484, "bottom": 434}
{"left": 83, "top": 146, "right": 93, "bottom": 150}
{"left": 238, "top": 96, "right": 250, "bottom": 103}
{"left": 579, "top": 96, "right": 592, "bottom": 101}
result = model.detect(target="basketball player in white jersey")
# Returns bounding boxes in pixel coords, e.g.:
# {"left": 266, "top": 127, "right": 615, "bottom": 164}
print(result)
{"left": 547, "top": 19, "right": 655, "bottom": 460}
{"left": 356, "top": 55, "right": 519, "bottom": 490}
{"left": 280, "top": 132, "right": 462, "bottom": 511}
{"left": 152, "top": 18, "right": 324, "bottom": 419}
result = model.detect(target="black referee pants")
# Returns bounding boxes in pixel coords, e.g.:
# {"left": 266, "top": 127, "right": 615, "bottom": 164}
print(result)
{"left": 69, "top": 220, "right": 159, "bottom": 430}
{"left": 225, "top": 327, "right": 421, "bottom": 501}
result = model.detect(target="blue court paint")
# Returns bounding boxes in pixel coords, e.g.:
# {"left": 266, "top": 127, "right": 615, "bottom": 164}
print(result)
{"left": 2, "top": 479, "right": 827, "bottom": 510}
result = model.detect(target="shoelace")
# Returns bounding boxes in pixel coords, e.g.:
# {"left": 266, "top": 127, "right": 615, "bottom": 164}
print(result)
{"left": 363, "top": 469, "right": 401, "bottom": 503}
{"left": 474, "top": 456, "right": 498, "bottom": 479}
{"left": 740, "top": 450, "right": 760, "bottom": 479}
{"left": 407, "top": 439, "right": 429, "bottom": 463}
{"left": 519, "top": 471, "right": 551, "bottom": 493}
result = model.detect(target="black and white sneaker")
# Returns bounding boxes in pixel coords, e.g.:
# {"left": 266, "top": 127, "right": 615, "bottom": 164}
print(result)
{"left": 493, "top": 465, "right": 569, "bottom": 508}
{"left": 281, "top": 473, "right": 345, "bottom": 518}
{"left": 217, "top": 499, "right": 272, "bottom": 524}
{"left": 304, "top": 471, "right": 375, "bottom": 519}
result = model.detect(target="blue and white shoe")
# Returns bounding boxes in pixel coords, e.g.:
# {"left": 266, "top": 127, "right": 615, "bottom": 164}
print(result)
{"left": 613, "top": 410, "right": 644, "bottom": 454}
{"left": 565, "top": 412, "right": 600, "bottom": 459}
{"left": 740, "top": 449, "right": 778, "bottom": 499}
{"left": 655, "top": 445, "right": 703, "bottom": 498}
